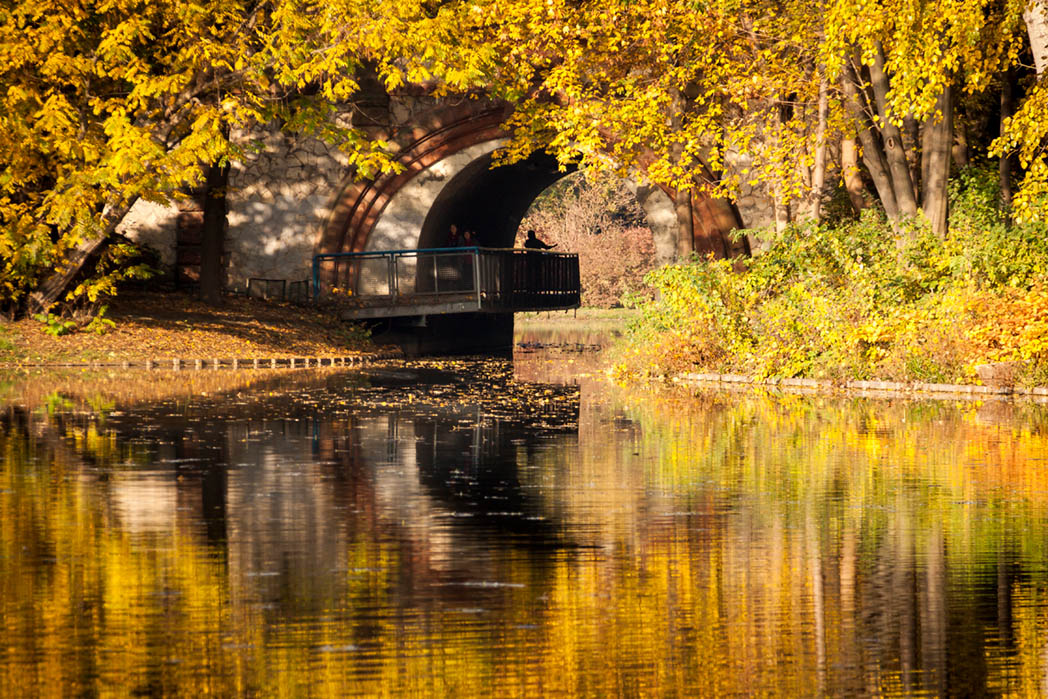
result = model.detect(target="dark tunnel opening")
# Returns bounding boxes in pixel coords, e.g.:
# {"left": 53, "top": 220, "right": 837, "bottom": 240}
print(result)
{"left": 417, "top": 151, "right": 575, "bottom": 249}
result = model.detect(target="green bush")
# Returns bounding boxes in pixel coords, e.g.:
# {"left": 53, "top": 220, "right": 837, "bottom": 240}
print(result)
{"left": 617, "top": 166, "right": 1048, "bottom": 383}
{"left": 33, "top": 312, "right": 78, "bottom": 337}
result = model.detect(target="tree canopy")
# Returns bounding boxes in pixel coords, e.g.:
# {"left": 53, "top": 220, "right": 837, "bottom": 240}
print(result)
{"left": 3, "top": 0, "right": 1048, "bottom": 315}
{"left": 458, "top": 0, "right": 1047, "bottom": 230}
{"left": 0, "top": 0, "right": 463, "bottom": 314}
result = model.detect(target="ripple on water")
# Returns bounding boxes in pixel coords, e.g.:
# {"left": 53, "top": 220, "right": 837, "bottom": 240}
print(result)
{"left": 2, "top": 355, "right": 1048, "bottom": 695}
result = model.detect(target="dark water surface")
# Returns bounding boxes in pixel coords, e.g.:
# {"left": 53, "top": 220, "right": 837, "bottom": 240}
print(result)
{"left": 3, "top": 336, "right": 1048, "bottom": 696}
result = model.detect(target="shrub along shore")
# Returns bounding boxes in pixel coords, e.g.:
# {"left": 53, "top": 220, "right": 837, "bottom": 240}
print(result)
{"left": 614, "top": 169, "right": 1048, "bottom": 389}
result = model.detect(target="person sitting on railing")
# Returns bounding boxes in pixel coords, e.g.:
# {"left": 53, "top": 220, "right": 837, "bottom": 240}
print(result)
{"left": 523, "top": 229, "right": 556, "bottom": 250}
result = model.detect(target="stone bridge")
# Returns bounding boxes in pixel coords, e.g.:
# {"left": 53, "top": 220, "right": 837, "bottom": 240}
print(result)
{"left": 121, "top": 91, "right": 769, "bottom": 297}
{"left": 119, "top": 91, "right": 771, "bottom": 352}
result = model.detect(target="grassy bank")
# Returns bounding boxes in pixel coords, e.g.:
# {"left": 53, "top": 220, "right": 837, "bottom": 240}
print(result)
{"left": 516, "top": 307, "right": 639, "bottom": 333}
{"left": 614, "top": 171, "right": 1048, "bottom": 388}
{"left": 0, "top": 290, "right": 377, "bottom": 367}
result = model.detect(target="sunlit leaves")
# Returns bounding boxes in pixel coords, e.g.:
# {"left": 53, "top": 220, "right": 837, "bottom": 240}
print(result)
{"left": 993, "top": 81, "right": 1048, "bottom": 223}
{"left": 823, "top": 0, "right": 1025, "bottom": 120}
{"left": 622, "top": 198, "right": 1048, "bottom": 381}
{"left": 6, "top": 0, "right": 1048, "bottom": 316}
{"left": 451, "top": 0, "right": 839, "bottom": 206}
{"left": 0, "top": 0, "right": 451, "bottom": 312}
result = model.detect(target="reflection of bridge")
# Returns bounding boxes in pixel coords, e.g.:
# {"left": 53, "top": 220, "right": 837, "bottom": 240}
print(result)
{"left": 314, "top": 246, "right": 580, "bottom": 321}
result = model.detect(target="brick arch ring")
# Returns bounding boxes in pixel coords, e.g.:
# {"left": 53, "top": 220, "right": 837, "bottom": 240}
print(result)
{"left": 316, "top": 102, "right": 512, "bottom": 257}
{"left": 315, "top": 100, "right": 745, "bottom": 259}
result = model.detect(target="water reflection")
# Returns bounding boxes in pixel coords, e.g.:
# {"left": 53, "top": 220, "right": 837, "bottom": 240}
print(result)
{"left": 2, "top": 360, "right": 1048, "bottom": 695}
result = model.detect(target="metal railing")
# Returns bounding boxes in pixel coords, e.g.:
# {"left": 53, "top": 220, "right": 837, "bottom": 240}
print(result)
{"left": 313, "top": 247, "right": 580, "bottom": 316}
{"left": 475, "top": 248, "right": 581, "bottom": 308}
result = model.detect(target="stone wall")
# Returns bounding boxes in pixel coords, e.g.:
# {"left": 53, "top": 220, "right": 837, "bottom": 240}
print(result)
{"left": 118, "top": 93, "right": 442, "bottom": 293}
{"left": 734, "top": 180, "right": 777, "bottom": 231}
{"left": 117, "top": 200, "right": 179, "bottom": 267}
{"left": 225, "top": 127, "right": 350, "bottom": 290}
{"left": 117, "top": 124, "right": 352, "bottom": 292}
{"left": 724, "top": 152, "right": 777, "bottom": 232}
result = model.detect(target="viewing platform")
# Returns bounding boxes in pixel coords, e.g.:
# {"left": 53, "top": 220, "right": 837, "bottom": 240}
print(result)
{"left": 312, "top": 247, "right": 581, "bottom": 320}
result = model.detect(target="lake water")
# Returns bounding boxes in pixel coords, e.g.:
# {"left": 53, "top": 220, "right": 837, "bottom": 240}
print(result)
{"left": 3, "top": 330, "right": 1048, "bottom": 696}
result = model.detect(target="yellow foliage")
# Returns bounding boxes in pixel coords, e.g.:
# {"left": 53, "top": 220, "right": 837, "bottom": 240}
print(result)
{"left": 965, "top": 287, "right": 1048, "bottom": 362}
{"left": 621, "top": 212, "right": 1048, "bottom": 385}
{"left": 0, "top": 0, "right": 459, "bottom": 311}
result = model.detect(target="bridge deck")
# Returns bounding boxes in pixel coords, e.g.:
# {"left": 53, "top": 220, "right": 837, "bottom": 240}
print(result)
{"left": 313, "top": 247, "right": 581, "bottom": 320}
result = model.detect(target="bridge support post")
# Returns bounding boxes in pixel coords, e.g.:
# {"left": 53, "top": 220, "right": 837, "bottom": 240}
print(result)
{"left": 373, "top": 312, "right": 514, "bottom": 357}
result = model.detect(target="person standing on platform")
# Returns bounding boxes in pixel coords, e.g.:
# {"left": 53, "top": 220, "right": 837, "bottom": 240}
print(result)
{"left": 523, "top": 229, "right": 556, "bottom": 250}
{"left": 457, "top": 229, "right": 478, "bottom": 290}
{"left": 522, "top": 229, "right": 556, "bottom": 297}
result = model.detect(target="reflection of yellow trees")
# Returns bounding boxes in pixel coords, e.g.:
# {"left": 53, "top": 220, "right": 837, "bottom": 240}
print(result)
{"left": 0, "top": 442, "right": 233, "bottom": 694}
{"left": 2, "top": 368, "right": 354, "bottom": 414}
{"left": 5, "top": 384, "right": 1048, "bottom": 694}
{"left": 573, "top": 387, "right": 1048, "bottom": 694}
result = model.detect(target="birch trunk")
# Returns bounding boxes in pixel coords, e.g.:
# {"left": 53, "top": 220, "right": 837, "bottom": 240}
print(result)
{"left": 810, "top": 79, "right": 829, "bottom": 222}
{"left": 1025, "top": 0, "right": 1048, "bottom": 75}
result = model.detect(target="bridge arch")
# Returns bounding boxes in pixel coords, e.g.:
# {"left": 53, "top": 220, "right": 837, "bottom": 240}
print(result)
{"left": 316, "top": 101, "right": 743, "bottom": 263}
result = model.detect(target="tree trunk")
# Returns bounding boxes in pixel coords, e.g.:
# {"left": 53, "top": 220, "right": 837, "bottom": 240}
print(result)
{"left": 870, "top": 46, "right": 920, "bottom": 217}
{"left": 674, "top": 187, "right": 694, "bottom": 259}
{"left": 810, "top": 78, "right": 829, "bottom": 222}
{"left": 667, "top": 87, "right": 696, "bottom": 259}
{"left": 999, "top": 73, "right": 1015, "bottom": 207}
{"left": 921, "top": 85, "right": 954, "bottom": 237}
{"left": 28, "top": 199, "right": 138, "bottom": 315}
{"left": 199, "top": 161, "right": 230, "bottom": 305}
{"left": 903, "top": 115, "right": 921, "bottom": 191}
{"left": 841, "top": 137, "right": 867, "bottom": 214}
{"left": 1025, "top": 0, "right": 1048, "bottom": 75}
{"left": 842, "top": 63, "right": 901, "bottom": 220}
{"left": 952, "top": 117, "right": 970, "bottom": 169}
